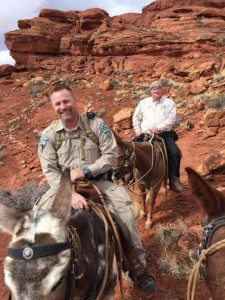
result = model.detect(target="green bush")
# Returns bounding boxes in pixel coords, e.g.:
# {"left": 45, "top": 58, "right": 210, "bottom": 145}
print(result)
{"left": 30, "top": 86, "right": 41, "bottom": 98}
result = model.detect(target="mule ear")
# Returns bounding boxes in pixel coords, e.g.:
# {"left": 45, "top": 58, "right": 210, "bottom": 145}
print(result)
{"left": 0, "top": 204, "right": 23, "bottom": 235}
{"left": 51, "top": 169, "right": 72, "bottom": 222}
{"left": 185, "top": 167, "right": 225, "bottom": 216}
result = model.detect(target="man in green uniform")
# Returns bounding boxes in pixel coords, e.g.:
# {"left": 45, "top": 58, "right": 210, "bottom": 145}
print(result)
{"left": 36, "top": 84, "right": 155, "bottom": 293}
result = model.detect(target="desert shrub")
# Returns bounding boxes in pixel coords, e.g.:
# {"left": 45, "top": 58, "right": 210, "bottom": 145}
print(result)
{"left": 123, "top": 82, "right": 133, "bottom": 88}
{"left": 213, "top": 69, "right": 225, "bottom": 83}
{"left": 36, "top": 79, "right": 45, "bottom": 86}
{"left": 121, "top": 70, "right": 131, "bottom": 77}
{"left": 208, "top": 93, "right": 225, "bottom": 109}
{"left": 0, "top": 151, "right": 6, "bottom": 160}
{"left": 30, "top": 86, "right": 41, "bottom": 98}
{"left": 156, "top": 220, "right": 191, "bottom": 279}
{"left": 130, "top": 92, "right": 140, "bottom": 100}
{"left": 155, "top": 219, "right": 187, "bottom": 248}
{"left": 62, "top": 76, "right": 74, "bottom": 86}
{"left": 215, "top": 35, "right": 225, "bottom": 45}
{"left": 158, "top": 249, "right": 191, "bottom": 279}
{"left": 0, "top": 182, "right": 49, "bottom": 212}
{"left": 110, "top": 79, "right": 120, "bottom": 90}
{"left": 160, "top": 79, "right": 184, "bottom": 89}
{"left": 191, "top": 92, "right": 225, "bottom": 109}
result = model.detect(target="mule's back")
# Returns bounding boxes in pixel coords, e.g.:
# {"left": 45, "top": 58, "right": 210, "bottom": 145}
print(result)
{"left": 69, "top": 209, "right": 116, "bottom": 299}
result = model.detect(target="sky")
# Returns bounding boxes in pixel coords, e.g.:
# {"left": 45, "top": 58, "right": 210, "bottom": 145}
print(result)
{"left": 0, "top": 0, "right": 153, "bottom": 65}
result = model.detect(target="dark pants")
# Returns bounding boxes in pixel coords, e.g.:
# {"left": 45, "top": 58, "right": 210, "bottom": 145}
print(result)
{"left": 158, "top": 131, "right": 181, "bottom": 179}
{"left": 132, "top": 131, "right": 181, "bottom": 179}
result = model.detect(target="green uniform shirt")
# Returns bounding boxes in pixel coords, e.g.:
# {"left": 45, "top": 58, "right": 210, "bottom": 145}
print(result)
{"left": 38, "top": 115, "right": 118, "bottom": 189}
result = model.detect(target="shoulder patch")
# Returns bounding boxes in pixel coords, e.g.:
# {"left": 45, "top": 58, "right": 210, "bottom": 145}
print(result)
{"left": 39, "top": 134, "right": 48, "bottom": 151}
{"left": 99, "top": 122, "right": 112, "bottom": 138}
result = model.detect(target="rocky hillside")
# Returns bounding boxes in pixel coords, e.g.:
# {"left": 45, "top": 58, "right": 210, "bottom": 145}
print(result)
{"left": 0, "top": 0, "right": 225, "bottom": 299}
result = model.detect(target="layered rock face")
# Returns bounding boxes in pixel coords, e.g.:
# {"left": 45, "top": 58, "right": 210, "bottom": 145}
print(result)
{"left": 4, "top": 0, "right": 225, "bottom": 87}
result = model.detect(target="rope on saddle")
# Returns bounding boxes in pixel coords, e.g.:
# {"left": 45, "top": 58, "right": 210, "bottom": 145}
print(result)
{"left": 187, "top": 238, "right": 225, "bottom": 300}
{"left": 150, "top": 134, "right": 168, "bottom": 190}
{"left": 125, "top": 134, "right": 168, "bottom": 194}
{"left": 89, "top": 181, "right": 125, "bottom": 300}
{"left": 74, "top": 179, "right": 124, "bottom": 300}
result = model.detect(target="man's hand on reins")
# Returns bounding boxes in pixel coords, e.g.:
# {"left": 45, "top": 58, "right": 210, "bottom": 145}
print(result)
{"left": 150, "top": 127, "right": 159, "bottom": 134}
{"left": 71, "top": 190, "right": 89, "bottom": 210}
{"left": 70, "top": 169, "right": 85, "bottom": 182}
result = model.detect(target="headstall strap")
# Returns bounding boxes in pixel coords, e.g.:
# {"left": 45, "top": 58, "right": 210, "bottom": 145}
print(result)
{"left": 8, "top": 242, "right": 72, "bottom": 260}
{"left": 195, "top": 216, "right": 225, "bottom": 264}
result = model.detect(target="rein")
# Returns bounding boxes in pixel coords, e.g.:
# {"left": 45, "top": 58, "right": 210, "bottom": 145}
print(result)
{"left": 73, "top": 179, "right": 125, "bottom": 300}
{"left": 187, "top": 216, "right": 225, "bottom": 300}
{"left": 89, "top": 181, "right": 125, "bottom": 300}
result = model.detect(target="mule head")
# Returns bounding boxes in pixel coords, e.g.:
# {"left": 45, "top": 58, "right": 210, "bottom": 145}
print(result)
{"left": 186, "top": 167, "right": 225, "bottom": 223}
{"left": 0, "top": 169, "right": 73, "bottom": 300}
{"left": 112, "top": 144, "right": 135, "bottom": 184}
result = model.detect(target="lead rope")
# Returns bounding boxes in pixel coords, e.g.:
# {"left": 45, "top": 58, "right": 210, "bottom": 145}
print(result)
{"left": 187, "top": 238, "right": 225, "bottom": 300}
{"left": 89, "top": 182, "right": 125, "bottom": 300}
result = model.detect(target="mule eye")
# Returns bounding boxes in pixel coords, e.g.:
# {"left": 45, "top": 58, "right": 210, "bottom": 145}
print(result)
{"left": 51, "top": 275, "right": 64, "bottom": 292}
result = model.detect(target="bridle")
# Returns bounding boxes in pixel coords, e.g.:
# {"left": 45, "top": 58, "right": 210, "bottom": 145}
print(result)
{"left": 187, "top": 216, "right": 225, "bottom": 300}
{"left": 113, "top": 136, "right": 168, "bottom": 191}
{"left": 195, "top": 216, "right": 225, "bottom": 277}
{"left": 7, "top": 225, "right": 80, "bottom": 300}
{"left": 113, "top": 143, "right": 136, "bottom": 185}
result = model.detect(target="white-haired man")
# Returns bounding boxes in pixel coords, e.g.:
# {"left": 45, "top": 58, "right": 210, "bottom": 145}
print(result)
{"left": 132, "top": 81, "right": 183, "bottom": 192}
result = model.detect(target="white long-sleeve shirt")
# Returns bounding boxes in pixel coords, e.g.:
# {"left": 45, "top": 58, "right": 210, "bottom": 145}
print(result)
{"left": 132, "top": 96, "right": 177, "bottom": 134}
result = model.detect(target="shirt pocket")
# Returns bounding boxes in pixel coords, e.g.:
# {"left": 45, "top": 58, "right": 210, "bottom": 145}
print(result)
{"left": 83, "top": 139, "right": 100, "bottom": 164}
{"left": 57, "top": 140, "right": 76, "bottom": 167}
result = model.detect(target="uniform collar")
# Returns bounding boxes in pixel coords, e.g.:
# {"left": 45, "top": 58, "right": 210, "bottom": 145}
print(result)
{"left": 54, "top": 115, "right": 84, "bottom": 132}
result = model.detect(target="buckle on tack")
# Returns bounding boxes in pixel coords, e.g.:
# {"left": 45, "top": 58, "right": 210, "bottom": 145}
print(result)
{"left": 22, "top": 247, "right": 34, "bottom": 260}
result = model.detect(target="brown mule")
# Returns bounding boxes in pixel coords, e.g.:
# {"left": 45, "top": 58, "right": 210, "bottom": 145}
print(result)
{"left": 113, "top": 132, "right": 168, "bottom": 229}
{"left": 186, "top": 167, "right": 225, "bottom": 300}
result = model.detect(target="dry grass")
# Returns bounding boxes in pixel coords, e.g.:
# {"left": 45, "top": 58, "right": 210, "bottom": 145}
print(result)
{"left": 158, "top": 248, "right": 191, "bottom": 279}
{"left": 155, "top": 219, "right": 187, "bottom": 248}
{"left": 155, "top": 219, "right": 192, "bottom": 279}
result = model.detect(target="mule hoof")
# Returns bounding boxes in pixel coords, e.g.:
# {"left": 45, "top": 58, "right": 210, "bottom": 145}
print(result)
{"left": 140, "top": 212, "right": 147, "bottom": 219}
{"left": 145, "top": 222, "right": 153, "bottom": 230}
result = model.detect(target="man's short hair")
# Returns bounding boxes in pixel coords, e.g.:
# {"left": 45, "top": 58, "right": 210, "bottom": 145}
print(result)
{"left": 50, "top": 84, "right": 74, "bottom": 97}
{"left": 150, "top": 81, "right": 162, "bottom": 90}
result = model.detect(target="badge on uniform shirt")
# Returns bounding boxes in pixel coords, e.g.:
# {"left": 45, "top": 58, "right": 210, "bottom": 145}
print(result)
{"left": 99, "top": 122, "right": 112, "bottom": 138}
{"left": 39, "top": 134, "right": 48, "bottom": 151}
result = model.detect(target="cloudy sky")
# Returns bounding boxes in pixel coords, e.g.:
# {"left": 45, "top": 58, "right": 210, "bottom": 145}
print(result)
{"left": 0, "top": 0, "right": 153, "bottom": 65}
